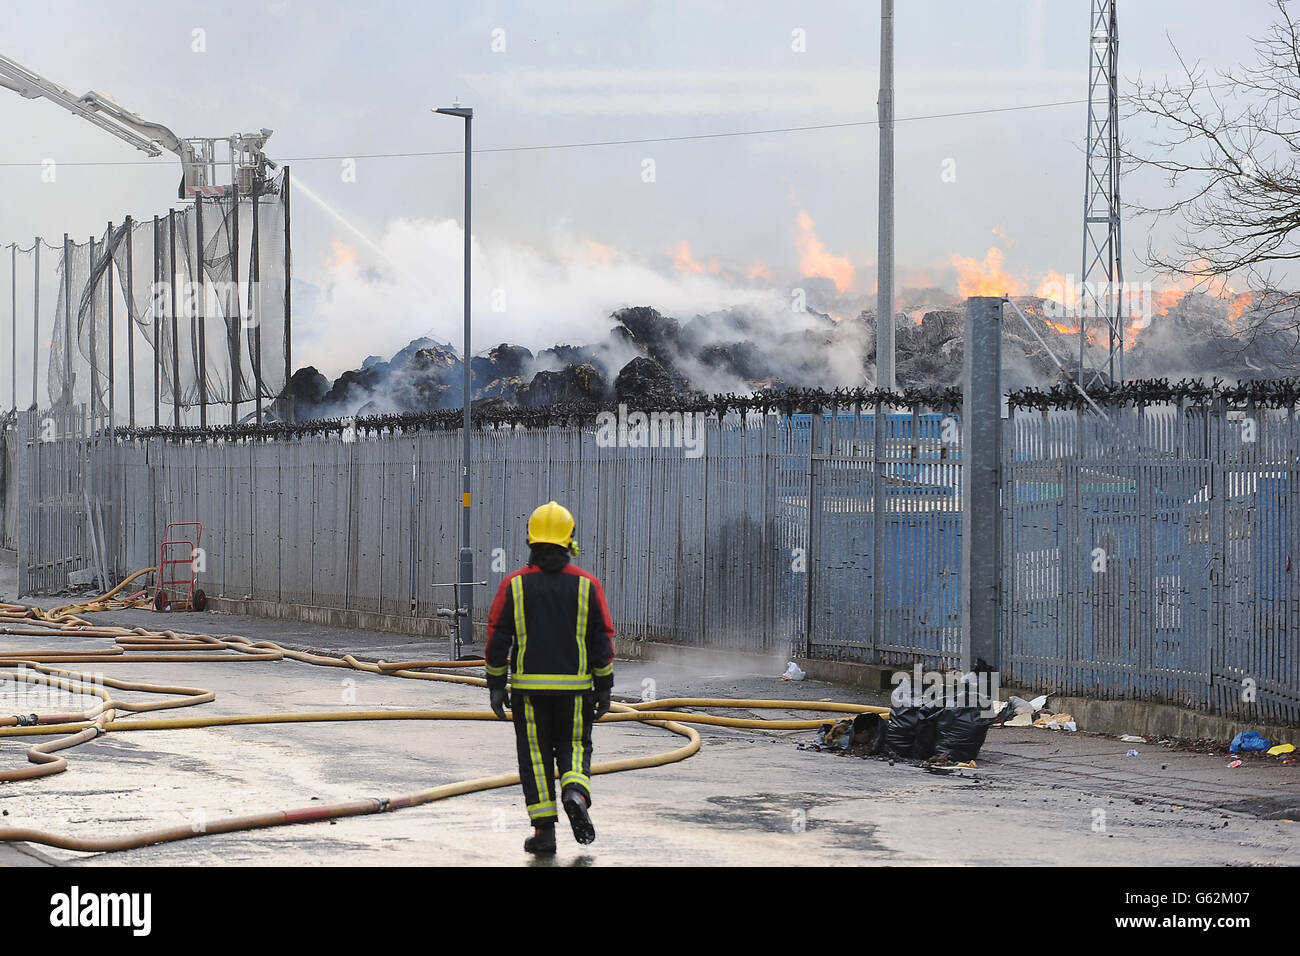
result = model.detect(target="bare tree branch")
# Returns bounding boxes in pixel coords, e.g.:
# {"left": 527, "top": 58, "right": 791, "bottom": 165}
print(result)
{"left": 1126, "top": 0, "right": 1300, "bottom": 367}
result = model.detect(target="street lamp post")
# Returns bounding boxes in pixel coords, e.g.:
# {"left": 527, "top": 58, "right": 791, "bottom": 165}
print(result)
{"left": 435, "top": 105, "right": 475, "bottom": 651}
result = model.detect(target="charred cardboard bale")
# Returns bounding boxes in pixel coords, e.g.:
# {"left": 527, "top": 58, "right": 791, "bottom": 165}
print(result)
{"left": 536, "top": 343, "right": 597, "bottom": 367}
{"left": 614, "top": 356, "right": 680, "bottom": 405}
{"left": 289, "top": 366, "right": 332, "bottom": 417}
{"left": 479, "top": 375, "right": 524, "bottom": 404}
{"left": 321, "top": 364, "right": 385, "bottom": 411}
{"left": 471, "top": 343, "right": 534, "bottom": 382}
{"left": 612, "top": 306, "right": 681, "bottom": 366}
{"left": 518, "top": 363, "right": 610, "bottom": 406}
{"left": 698, "top": 341, "right": 774, "bottom": 382}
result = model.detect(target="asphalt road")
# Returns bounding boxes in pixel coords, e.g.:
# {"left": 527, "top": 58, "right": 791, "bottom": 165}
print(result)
{"left": 1, "top": 599, "right": 1297, "bottom": 867}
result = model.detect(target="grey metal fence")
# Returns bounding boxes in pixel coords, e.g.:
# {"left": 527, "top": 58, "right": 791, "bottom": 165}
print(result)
{"left": 1004, "top": 401, "right": 1300, "bottom": 723}
{"left": 6, "top": 396, "right": 1299, "bottom": 723}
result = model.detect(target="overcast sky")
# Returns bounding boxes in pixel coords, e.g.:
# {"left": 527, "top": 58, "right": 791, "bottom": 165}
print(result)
{"left": 0, "top": 0, "right": 1282, "bottom": 376}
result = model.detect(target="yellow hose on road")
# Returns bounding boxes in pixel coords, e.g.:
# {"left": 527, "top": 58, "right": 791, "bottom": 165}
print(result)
{"left": 0, "top": 580, "right": 883, "bottom": 855}
{"left": 0, "top": 567, "right": 157, "bottom": 624}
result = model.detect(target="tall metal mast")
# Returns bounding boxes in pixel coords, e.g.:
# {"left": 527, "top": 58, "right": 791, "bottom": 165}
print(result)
{"left": 1079, "top": 0, "right": 1124, "bottom": 383}
{"left": 876, "top": 0, "right": 895, "bottom": 391}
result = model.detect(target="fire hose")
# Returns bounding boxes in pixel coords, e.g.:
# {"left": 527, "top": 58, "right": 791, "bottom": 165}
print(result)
{"left": 0, "top": 592, "right": 886, "bottom": 855}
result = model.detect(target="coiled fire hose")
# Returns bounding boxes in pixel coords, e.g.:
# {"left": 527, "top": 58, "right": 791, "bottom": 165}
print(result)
{"left": 0, "top": 585, "right": 886, "bottom": 855}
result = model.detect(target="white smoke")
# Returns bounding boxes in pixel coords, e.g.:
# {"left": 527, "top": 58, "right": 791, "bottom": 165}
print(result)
{"left": 298, "top": 217, "right": 793, "bottom": 380}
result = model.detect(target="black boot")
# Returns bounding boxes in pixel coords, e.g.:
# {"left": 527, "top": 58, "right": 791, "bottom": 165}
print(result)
{"left": 562, "top": 787, "right": 596, "bottom": 845}
{"left": 523, "top": 823, "right": 557, "bottom": 855}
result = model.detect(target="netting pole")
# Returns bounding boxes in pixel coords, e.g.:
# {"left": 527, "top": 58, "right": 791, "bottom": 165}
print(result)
{"left": 283, "top": 165, "right": 294, "bottom": 424}
{"left": 152, "top": 216, "right": 161, "bottom": 427}
{"left": 230, "top": 184, "right": 242, "bottom": 426}
{"left": 107, "top": 222, "right": 115, "bottom": 428}
{"left": 31, "top": 239, "right": 39, "bottom": 410}
{"left": 125, "top": 216, "right": 136, "bottom": 428}
{"left": 88, "top": 236, "right": 100, "bottom": 422}
{"left": 195, "top": 196, "right": 208, "bottom": 427}
{"left": 250, "top": 187, "right": 263, "bottom": 425}
{"left": 62, "top": 234, "right": 72, "bottom": 406}
{"left": 169, "top": 209, "right": 180, "bottom": 428}
{"left": 9, "top": 243, "right": 15, "bottom": 411}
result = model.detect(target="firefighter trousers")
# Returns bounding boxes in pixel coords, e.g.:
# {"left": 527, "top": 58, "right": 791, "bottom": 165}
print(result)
{"left": 511, "top": 690, "right": 593, "bottom": 826}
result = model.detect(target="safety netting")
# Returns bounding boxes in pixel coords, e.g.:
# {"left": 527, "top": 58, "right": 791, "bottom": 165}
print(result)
{"left": 35, "top": 168, "right": 289, "bottom": 419}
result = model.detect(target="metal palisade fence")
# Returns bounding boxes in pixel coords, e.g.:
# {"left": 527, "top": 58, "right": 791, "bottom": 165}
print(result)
{"left": 5, "top": 387, "right": 1299, "bottom": 723}
{"left": 1005, "top": 398, "right": 1299, "bottom": 724}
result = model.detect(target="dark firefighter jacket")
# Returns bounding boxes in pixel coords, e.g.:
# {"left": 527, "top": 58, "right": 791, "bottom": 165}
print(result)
{"left": 485, "top": 560, "right": 615, "bottom": 694}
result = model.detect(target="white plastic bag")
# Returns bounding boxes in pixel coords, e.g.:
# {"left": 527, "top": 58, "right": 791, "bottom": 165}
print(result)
{"left": 781, "top": 661, "right": 806, "bottom": 681}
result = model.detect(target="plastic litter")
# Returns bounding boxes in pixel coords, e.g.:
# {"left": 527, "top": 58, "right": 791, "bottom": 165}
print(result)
{"left": 1003, "top": 712, "right": 1033, "bottom": 727}
{"left": 781, "top": 661, "right": 806, "bottom": 682}
{"left": 1228, "top": 759, "right": 1243, "bottom": 768}
{"left": 1003, "top": 694, "right": 1049, "bottom": 717}
{"left": 1267, "top": 743, "right": 1295, "bottom": 757}
{"left": 1229, "top": 731, "right": 1272, "bottom": 753}
{"left": 1126, "top": 749, "right": 1140, "bottom": 757}
{"left": 1120, "top": 735, "right": 1145, "bottom": 742}
{"left": 1035, "top": 712, "right": 1076, "bottom": 730}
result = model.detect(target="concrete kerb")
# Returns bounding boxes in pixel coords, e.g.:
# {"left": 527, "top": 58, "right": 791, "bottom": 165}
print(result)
{"left": 207, "top": 600, "right": 1296, "bottom": 746}
{"left": 208, "top": 596, "right": 486, "bottom": 642}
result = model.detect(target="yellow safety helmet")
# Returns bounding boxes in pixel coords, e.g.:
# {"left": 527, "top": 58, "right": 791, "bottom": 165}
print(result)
{"left": 527, "top": 500, "right": 580, "bottom": 555}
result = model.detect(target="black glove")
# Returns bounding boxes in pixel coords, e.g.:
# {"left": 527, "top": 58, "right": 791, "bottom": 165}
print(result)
{"left": 490, "top": 687, "right": 509, "bottom": 720}
{"left": 592, "top": 690, "right": 611, "bottom": 721}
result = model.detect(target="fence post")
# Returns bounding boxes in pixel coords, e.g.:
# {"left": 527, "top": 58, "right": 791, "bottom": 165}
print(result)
{"left": 229, "top": 186, "right": 242, "bottom": 426}
{"left": 168, "top": 210, "right": 180, "bottom": 427}
{"left": 152, "top": 216, "right": 161, "bottom": 427}
{"left": 32, "top": 240, "right": 39, "bottom": 410}
{"left": 62, "top": 234, "right": 72, "bottom": 406}
{"left": 125, "top": 216, "right": 135, "bottom": 427}
{"left": 282, "top": 165, "right": 294, "bottom": 424}
{"left": 194, "top": 196, "right": 208, "bottom": 427}
{"left": 88, "top": 236, "right": 100, "bottom": 423}
{"left": 803, "top": 410, "right": 821, "bottom": 659}
{"left": 1208, "top": 397, "right": 1226, "bottom": 714}
{"left": 9, "top": 243, "right": 15, "bottom": 411}
{"left": 871, "top": 396, "right": 886, "bottom": 658}
{"left": 961, "top": 296, "right": 1002, "bottom": 672}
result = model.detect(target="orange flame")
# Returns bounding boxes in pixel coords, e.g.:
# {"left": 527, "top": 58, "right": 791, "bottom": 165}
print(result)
{"left": 1035, "top": 270, "right": 1078, "bottom": 310}
{"left": 1227, "top": 291, "right": 1254, "bottom": 325}
{"left": 951, "top": 247, "right": 1025, "bottom": 298}
{"left": 795, "top": 211, "right": 855, "bottom": 292}
{"left": 747, "top": 260, "right": 771, "bottom": 280}
{"left": 331, "top": 238, "right": 357, "bottom": 265}
{"left": 582, "top": 239, "right": 616, "bottom": 264}
{"left": 673, "top": 240, "right": 705, "bottom": 274}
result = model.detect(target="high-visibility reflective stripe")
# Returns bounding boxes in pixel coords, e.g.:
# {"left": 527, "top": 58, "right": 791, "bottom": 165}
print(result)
{"left": 527, "top": 800, "right": 556, "bottom": 820}
{"left": 511, "top": 576, "right": 527, "bottom": 672}
{"left": 575, "top": 577, "right": 590, "bottom": 676}
{"left": 570, "top": 695, "right": 583, "bottom": 791}
{"left": 560, "top": 770, "right": 590, "bottom": 792}
{"left": 485, "top": 663, "right": 508, "bottom": 676}
{"left": 511, "top": 674, "right": 594, "bottom": 691}
{"left": 592, "top": 662, "right": 613, "bottom": 677}
{"left": 523, "top": 697, "right": 547, "bottom": 807}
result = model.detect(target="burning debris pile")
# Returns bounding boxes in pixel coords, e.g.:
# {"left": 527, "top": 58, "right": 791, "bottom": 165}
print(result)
{"left": 289, "top": 292, "right": 1297, "bottom": 418}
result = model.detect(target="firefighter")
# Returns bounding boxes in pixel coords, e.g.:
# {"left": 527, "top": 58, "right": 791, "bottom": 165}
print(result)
{"left": 485, "top": 500, "right": 615, "bottom": 854}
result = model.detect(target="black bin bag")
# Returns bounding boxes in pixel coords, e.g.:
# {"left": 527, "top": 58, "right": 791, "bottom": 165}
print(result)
{"left": 882, "top": 705, "right": 942, "bottom": 759}
{"left": 934, "top": 706, "right": 996, "bottom": 762}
